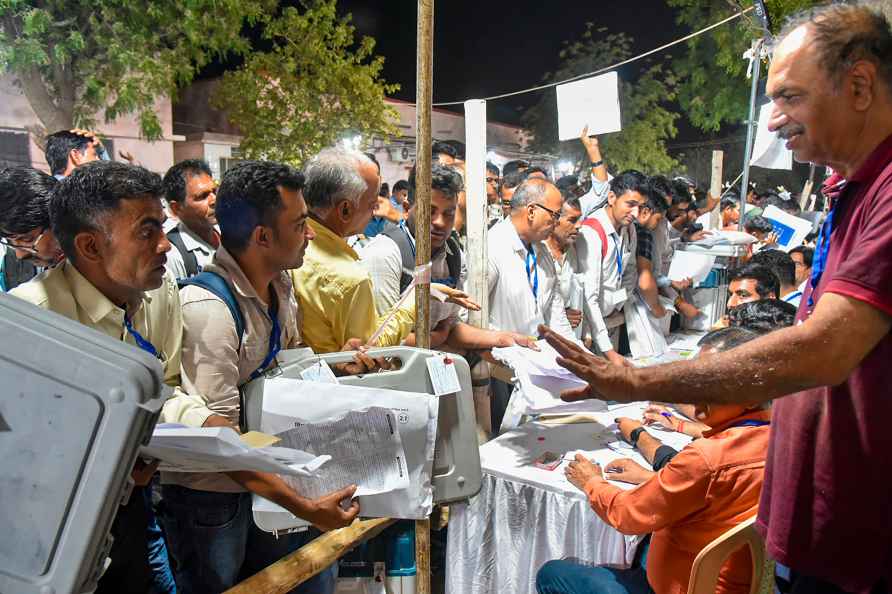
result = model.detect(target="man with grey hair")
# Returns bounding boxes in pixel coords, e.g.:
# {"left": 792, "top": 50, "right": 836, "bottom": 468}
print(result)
{"left": 540, "top": 4, "right": 892, "bottom": 591}
{"left": 291, "top": 147, "right": 418, "bottom": 352}
{"left": 486, "top": 177, "right": 576, "bottom": 430}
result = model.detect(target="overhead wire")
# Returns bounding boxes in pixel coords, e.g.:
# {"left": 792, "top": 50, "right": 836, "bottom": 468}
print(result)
{"left": 430, "top": 7, "right": 755, "bottom": 107}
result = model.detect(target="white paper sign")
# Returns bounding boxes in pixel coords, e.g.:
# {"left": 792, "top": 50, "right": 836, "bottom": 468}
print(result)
{"left": 760, "top": 205, "right": 813, "bottom": 252}
{"left": 751, "top": 101, "right": 793, "bottom": 170}
{"left": 556, "top": 72, "right": 622, "bottom": 141}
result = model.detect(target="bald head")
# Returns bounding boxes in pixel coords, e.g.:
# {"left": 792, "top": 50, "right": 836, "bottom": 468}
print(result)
{"left": 767, "top": 3, "right": 892, "bottom": 174}
{"left": 509, "top": 178, "right": 563, "bottom": 243}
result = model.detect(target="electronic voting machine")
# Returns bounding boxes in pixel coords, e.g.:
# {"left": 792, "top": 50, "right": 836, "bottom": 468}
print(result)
{"left": 240, "top": 346, "right": 483, "bottom": 534}
{"left": 0, "top": 294, "right": 167, "bottom": 594}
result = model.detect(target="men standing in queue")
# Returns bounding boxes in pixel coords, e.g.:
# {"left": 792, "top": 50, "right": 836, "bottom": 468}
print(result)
{"left": 162, "top": 159, "right": 220, "bottom": 279}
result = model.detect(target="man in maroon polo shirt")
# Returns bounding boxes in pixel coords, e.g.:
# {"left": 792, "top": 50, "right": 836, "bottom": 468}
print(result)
{"left": 537, "top": 4, "right": 892, "bottom": 593}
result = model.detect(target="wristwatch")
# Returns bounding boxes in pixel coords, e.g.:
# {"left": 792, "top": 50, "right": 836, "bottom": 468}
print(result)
{"left": 590, "top": 160, "right": 604, "bottom": 168}
{"left": 629, "top": 426, "right": 646, "bottom": 447}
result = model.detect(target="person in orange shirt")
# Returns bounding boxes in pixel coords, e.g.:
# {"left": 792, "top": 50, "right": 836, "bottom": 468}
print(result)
{"left": 536, "top": 326, "right": 770, "bottom": 594}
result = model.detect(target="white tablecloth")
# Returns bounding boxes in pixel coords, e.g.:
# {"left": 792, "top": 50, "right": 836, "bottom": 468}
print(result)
{"left": 446, "top": 403, "right": 691, "bottom": 594}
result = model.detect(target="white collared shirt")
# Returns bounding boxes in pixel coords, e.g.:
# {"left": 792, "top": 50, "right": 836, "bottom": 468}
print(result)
{"left": 164, "top": 221, "right": 217, "bottom": 279}
{"left": 486, "top": 218, "right": 575, "bottom": 340}
{"left": 574, "top": 207, "right": 637, "bottom": 352}
{"left": 782, "top": 282, "right": 805, "bottom": 309}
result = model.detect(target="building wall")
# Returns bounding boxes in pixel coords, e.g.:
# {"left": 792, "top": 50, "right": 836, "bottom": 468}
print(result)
{"left": 0, "top": 74, "right": 180, "bottom": 174}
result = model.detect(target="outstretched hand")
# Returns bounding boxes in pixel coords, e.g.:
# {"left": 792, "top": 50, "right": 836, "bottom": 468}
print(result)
{"left": 539, "top": 325, "right": 637, "bottom": 403}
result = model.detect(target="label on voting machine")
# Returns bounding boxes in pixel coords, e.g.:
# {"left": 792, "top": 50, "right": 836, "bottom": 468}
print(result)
{"left": 426, "top": 354, "right": 461, "bottom": 396}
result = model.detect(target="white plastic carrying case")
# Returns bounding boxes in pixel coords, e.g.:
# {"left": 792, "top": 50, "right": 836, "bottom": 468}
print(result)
{"left": 0, "top": 294, "right": 167, "bottom": 594}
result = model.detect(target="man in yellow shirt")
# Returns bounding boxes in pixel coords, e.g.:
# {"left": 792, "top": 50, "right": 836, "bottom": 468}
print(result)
{"left": 292, "top": 148, "right": 417, "bottom": 352}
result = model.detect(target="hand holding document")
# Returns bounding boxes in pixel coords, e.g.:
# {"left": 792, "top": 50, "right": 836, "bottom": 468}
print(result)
{"left": 143, "top": 425, "right": 330, "bottom": 477}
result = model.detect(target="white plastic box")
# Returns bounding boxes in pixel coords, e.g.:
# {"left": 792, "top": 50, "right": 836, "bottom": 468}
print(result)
{"left": 0, "top": 294, "right": 167, "bottom": 594}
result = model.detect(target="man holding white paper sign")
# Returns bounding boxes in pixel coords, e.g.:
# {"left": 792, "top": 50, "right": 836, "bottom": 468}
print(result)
{"left": 165, "top": 161, "right": 359, "bottom": 594}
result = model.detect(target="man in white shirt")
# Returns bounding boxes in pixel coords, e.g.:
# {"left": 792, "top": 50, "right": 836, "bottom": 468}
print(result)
{"left": 789, "top": 246, "right": 813, "bottom": 298}
{"left": 487, "top": 177, "right": 575, "bottom": 430}
{"left": 544, "top": 197, "right": 585, "bottom": 337}
{"left": 575, "top": 171, "right": 645, "bottom": 365}
{"left": 161, "top": 159, "right": 220, "bottom": 279}
{"left": 487, "top": 178, "right": 576, "bottom": 340}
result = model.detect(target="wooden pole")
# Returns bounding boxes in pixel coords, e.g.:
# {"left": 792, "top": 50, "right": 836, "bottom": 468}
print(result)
{"left": 708, "top": 150, "right": 724, "bottom": 230}
{"left": 415, "top": 1, "right": 434, "bottom": 593}
{"left": 224, "top": 519, "right": 395, "bottom": 594}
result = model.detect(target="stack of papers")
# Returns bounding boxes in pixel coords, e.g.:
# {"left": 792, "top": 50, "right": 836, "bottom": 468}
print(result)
{"left": 143, "top": 425, "right": 329, "bottom": 477}
{"left": 491, "top": 341, "right": 606, "bottom": 429}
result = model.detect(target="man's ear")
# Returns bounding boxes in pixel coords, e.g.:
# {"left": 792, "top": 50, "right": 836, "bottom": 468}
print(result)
{"left": 168, "top": 200, "right": 183, "bottom": 218}
{"left": 252, "top": 224, "right": 272, "bottom": 249}
{"left": 607, "top": 191, "right": 617, "bottom": 206}
{"left": 849, "top": 60, "right": 877, "bottom": 112}
{"left": 73, "top": 231, "right": 103, "bottom": 265}
{"left": 68, "top": 148, "right": 83, "bottom": 168}
{"left": 337, "top": 200, "right": 354, "bottom": 224}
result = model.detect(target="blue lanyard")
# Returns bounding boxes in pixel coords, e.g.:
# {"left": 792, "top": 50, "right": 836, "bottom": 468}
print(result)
{"left": 612, "top": 233, "right": 623, "bottom": 277}
{"left": 400, "top": 221, "right": 416, "bottom": 260}
{"left": 807, "top": 206, "right": 837, "bottom": 309}
{"left": 123, "top": 314, "right": 159, "bottom": 358}
{"left": 729, "top": 419, "right": 770, "bottom": 428}
{"left": 783, "top": 291, "right": 802, "bottom": 303}
{"left": 250, "top": 296, "right": 282, "bottom": 381}
{"left": 525, "top": 244, "right": 539, "bottom": 299}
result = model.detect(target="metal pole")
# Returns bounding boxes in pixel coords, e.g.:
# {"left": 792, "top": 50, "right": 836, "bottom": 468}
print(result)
{"left": 738, "top": 38, "right": 763, "bottom": 231}
{"left": 414, "top": 1, "right": 434, "bottom": 593}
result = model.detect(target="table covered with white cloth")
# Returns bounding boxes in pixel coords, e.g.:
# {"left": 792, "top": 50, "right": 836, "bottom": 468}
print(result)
{"left": 445, "top": 402, "right": 691, "bottom": 594}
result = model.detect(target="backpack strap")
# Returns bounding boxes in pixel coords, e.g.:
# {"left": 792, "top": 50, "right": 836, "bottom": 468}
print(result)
{"left": 167, "top": 226, "right": 200, "bottom": 278}
{"left": 442, "top": 235, "right": 463, "bottom": 288}
{"left": 3, "top": 249, "right": 37, "bottom": 291}
{"left": 178, "top": 271, "right": 245, "bottom": 349}
{"left": 381, "top": 224, "right": 417, "bottom": 294}
{"left": 581, "top": 218, "right": 609, "bottom": 260}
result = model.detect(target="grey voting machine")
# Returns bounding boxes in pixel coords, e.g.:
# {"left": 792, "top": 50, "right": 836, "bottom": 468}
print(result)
{"left": 0, "top": 294, "right": 167, "bottom": 594}
{"left": 241, "top": 346, "right": 483, "bottom": 534}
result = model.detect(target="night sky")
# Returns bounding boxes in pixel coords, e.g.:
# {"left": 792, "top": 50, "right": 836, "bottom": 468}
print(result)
{"left": 337, "top": 0, "right": 684, "bottom": 126}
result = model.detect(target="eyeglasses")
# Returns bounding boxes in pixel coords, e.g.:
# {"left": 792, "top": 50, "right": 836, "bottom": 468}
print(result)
{"left": 0, "top": 228, "right": 47, "bottom": 256}
{"left": 532, "top": 203, "right": 561, "bottom": 222}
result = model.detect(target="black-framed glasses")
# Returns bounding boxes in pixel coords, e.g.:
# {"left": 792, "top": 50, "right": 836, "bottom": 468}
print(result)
{"left": 0, "top": 228, "right": 47, "bottom": 256}
{"left": 532, "top": 203, "right": 561, "bottom": 222}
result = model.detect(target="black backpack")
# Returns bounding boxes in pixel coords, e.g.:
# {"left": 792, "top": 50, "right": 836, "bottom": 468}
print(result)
{"left": 380, "top": 225, "right": 462, "bottom": 292}
{"left": 167, "top": 226, "right": 200, "bottom": 278}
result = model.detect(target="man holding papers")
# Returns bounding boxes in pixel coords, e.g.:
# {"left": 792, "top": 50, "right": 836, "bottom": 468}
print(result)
{"left": 165, "top": 161, "right": 359, "bottom": 594}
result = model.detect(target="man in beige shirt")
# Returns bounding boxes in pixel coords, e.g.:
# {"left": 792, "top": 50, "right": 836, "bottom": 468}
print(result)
{"left": 164, "top": 161, "right": 358, "bottom": 594}
{"left": 11, "top": 161, "right": 213, "bottom": 594}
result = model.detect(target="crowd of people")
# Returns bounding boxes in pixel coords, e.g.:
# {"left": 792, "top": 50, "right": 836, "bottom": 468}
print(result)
{"left": 0, "top": 3, "right": 889, "bottom": 594}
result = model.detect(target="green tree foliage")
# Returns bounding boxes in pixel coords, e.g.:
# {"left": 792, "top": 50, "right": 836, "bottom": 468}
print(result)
{"left": 521, "top": 27, "right": 681, "bottom": 175}
{"left": 666, "top": 0, "right": 819, "bottom": 132}
{"left": 0, "top": 0, "right": 271, "bottom": 140}
{"left": 212, "top": 0, "right": 399, "bottom": 166}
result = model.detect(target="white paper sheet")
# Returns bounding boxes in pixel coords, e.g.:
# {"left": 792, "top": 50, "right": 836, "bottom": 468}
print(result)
{"left": 760, "top": 205, "right": 813, "bottom": 252}
{"left": 751, "top": 101, "right": 793, "bottom": 170}
{"left": 491, "top": 341, "right": 607, "bottom": 429}
{"left": 556, "top": 72, "right": 622, "bottom": 141}
{"left": 667, "top": 251, "right": 716, "bottom": 285}
{"left": 272, "top": 407, "right": 409, "bottom": 500}
{"left": 142, "top": 426, "right": 329, "bottom": 476}
{"left": 257, "top": 378, "right": 438, "bottom": 521}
